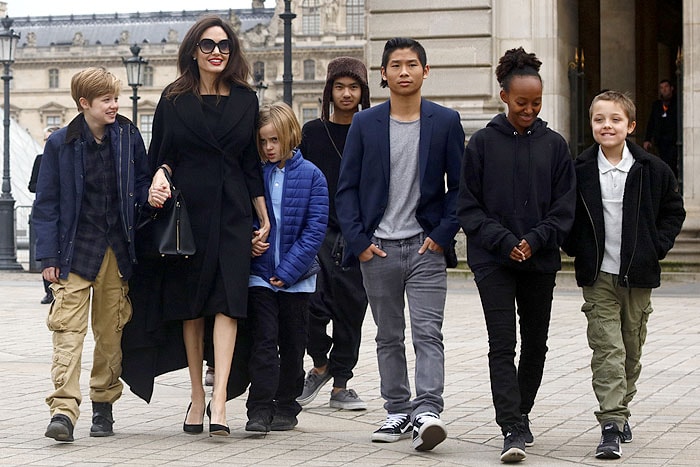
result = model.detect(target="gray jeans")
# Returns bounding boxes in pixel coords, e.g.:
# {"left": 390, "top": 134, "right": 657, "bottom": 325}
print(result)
{"left": 360, "top": 233, "right": 446, "bottom": 418}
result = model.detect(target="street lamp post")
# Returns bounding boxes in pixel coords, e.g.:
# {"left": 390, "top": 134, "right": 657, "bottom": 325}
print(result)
{"left": 280, "top": 0, "right": 296, "bottom": 106}
{"left": 0, "top": 16, "right": 21, "bottom": 270}
{"left": 122, "top": 44, "right": 147, "bottom": 123}
{"left": 254, "top": 71, "right": 267, "bottom": 105}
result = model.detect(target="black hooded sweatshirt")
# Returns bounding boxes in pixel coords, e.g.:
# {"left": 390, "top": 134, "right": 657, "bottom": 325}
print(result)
{"left": 457, "top": 113, "right": 576, "bottom": 281}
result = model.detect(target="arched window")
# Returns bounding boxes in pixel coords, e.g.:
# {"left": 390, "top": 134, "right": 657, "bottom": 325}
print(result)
{"left": 303, "top": 60, "right": 315, "bottom": 81}
{"left": 302, "top": 0, "right": 320, "bottom": 35}
{"left": 346, "top": 0, "right": 364, "bottom": 35}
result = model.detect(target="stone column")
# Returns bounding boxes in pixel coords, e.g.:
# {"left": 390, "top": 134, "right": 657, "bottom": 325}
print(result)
{"left": 682, "top": 0, "right": 700, "bottom": 229}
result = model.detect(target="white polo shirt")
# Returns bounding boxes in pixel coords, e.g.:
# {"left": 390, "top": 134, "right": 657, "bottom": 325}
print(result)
{"left": 598, "top": 142, "right": 635, "bottom": 275}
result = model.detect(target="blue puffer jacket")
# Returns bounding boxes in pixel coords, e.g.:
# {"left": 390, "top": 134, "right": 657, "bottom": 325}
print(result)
{"left": 32, "top": 113, "right": 150, "bottom": 280}
{"left": 251, "top": 149, "right": 328, "bottom": 287}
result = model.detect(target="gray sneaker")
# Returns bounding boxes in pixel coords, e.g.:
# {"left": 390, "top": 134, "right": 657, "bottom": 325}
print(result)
{"left": 329, "top": 388, "right": 367, "bottom": 410}
{"left": 297, "top": 369, "right": 331, "bottom": 406}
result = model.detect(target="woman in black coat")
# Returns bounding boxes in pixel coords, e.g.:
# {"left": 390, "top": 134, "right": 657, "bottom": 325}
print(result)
{"left": 123, "top": 15, "right": 269, "bottom": 436}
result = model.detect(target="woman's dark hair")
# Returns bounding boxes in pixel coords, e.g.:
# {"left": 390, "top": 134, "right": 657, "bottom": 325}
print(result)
{"left": 495, "top": 47, "right": 542, "bottom": 92}
{"left": 166, "top": 14, "right": 251, "bottom": 99}
{"left": 379, "top": 37, "right": 427, "bottom": 88}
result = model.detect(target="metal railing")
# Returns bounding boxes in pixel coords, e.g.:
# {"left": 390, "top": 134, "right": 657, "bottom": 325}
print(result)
{"left": 15, "top": 204, "right": 31, "bottom": 249}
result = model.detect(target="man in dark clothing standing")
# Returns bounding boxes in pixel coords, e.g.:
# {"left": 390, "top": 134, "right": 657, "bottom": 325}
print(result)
{"left": 643, "top": 79, "right": 678, "bottom": 177}
{"left": 29, "top": 126, "right": 60, "bottom": 304}
{"left": 297, "top": 57, "right": 370, "bottom": 410}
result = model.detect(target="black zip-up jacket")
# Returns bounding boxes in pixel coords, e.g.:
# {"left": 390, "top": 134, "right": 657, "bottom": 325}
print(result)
{"left": 562, "top": 140, "right": 685, "bottom": 288}
{"left": 458, "top": 113, "right": 576, "bottom": 275}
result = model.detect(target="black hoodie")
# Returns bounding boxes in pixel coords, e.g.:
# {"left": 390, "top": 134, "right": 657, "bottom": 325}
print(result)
{"left": 457, "top": 113, "right": 576, "bottom": 279}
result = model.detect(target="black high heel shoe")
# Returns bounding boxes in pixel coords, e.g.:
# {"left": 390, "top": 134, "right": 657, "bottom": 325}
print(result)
{"left": 206, "top": 402, "right": 230, "bottom": 437}
{"left": 183, "top": 402, "right": 204, "bottom": 434}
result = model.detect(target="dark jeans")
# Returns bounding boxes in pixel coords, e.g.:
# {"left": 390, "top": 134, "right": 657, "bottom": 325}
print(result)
{"left": 246, "top": 287, "right": 309, "bottom": 419}
{"left": 476, "top": 267, "right": 556, "bottom": 433}
{"left": 307, "top": 231, "right": 368, "bottom": 388}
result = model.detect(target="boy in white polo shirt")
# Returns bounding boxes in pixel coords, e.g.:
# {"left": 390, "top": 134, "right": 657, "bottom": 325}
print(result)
{"left": 563, "top": 90, "right": 685, "bottom": 459}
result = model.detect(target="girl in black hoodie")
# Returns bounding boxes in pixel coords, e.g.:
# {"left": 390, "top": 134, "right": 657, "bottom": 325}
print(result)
{"left": 457, "top": 48, "right": 576, "bottom": 463}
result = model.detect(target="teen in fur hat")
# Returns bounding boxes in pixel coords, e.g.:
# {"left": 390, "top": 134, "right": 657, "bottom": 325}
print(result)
{"left": 320, "top": 57, "right": 371, "bottom": 121}
{"left": 297, "top": 56, "right": 370, "bottom": 411}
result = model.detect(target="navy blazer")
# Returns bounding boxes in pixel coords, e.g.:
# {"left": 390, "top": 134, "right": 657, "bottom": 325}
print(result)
{"left": 336, "top": 98, "right": 464, "bottom": 262}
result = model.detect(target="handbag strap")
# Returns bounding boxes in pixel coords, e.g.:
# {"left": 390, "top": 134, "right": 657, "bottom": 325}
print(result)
{"left": 158, "top": 166, "right": 176, "bottom": 190}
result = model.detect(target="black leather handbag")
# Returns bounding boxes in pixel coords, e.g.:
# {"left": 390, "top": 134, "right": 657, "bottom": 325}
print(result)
{"left": 138, "top": 169, "right": 196, "bottom": 258}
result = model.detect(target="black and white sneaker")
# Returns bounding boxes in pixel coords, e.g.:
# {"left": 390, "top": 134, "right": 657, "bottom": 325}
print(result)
{"left": 596, "top": 422, "right": 622, "bottom": 459}
{"left": 371, "top": 413, "right": 412, "bottom": 443}
{"left": 621, "top": 420, "right": 633, "bottom": 443}
{"left": 412, "top": 412, "right": 447, "bottom": 451}
{"left": 500, "top": 424, "right": 527, "bottom": 463}
{"left": 521, "top": 414, "right": 534, "bottom": 447}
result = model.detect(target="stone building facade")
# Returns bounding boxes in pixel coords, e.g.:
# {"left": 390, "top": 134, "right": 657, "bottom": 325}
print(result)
{"left": 366, "top": 0, "right": 698, "bottom": 264}
{"left": 5, "top": 0, "right": 366, "bottom": 147}
{"left": 3, "top": 0, "right": 698, "bottom": 262}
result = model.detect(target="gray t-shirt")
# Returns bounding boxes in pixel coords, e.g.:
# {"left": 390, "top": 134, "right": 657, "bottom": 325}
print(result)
{"left": 374, "top": 117, "right": 423, "bottom": 240}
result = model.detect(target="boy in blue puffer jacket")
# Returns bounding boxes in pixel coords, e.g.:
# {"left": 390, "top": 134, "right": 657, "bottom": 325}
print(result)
{"left": 245, "top": 102, "right": 328, "bottom": 433}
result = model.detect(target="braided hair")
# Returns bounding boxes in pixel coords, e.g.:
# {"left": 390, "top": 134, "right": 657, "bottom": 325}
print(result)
{"left": 495, "top": 47, "right": 542, "bottom": 92}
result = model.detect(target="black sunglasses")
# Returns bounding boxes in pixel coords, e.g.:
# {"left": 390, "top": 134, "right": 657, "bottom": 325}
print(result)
{"left": 197, "top": 39, "right": 231, "bottom": 55}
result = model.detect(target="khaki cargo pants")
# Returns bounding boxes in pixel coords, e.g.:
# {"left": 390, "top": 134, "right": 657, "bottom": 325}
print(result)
{"left": 582, "top": 272, "right": 653, "bottom": 431}
{"left": 45, "top": 248, "right": 132, "bottom": 425}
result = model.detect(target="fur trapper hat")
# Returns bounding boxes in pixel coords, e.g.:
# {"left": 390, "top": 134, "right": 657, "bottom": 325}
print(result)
{"left": 321, "top": 56, "right": 370, "bottom": 121}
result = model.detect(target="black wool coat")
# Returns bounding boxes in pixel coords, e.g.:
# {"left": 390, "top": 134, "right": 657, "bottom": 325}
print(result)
{"left": 122, "top": 84, "right": 263, "bottom": 402}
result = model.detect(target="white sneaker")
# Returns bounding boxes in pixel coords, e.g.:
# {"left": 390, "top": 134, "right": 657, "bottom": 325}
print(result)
{"left": 412, "top": 412, "right": 447, "bottom": 451}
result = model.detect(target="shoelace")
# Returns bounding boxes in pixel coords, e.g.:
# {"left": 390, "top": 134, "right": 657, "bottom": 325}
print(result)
{"left": 304, "top": 371, "right": 327, "bottom": 387}
{"left": 601, "top": 429, "right": 620, "bottom": 444}
{"left": 381, "top": 413, "right": 408, "bottom": 429}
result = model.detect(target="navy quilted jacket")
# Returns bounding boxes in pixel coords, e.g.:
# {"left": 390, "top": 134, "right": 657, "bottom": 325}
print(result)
{"left": 250, "top": 149, "right": 328, "bottom": 287}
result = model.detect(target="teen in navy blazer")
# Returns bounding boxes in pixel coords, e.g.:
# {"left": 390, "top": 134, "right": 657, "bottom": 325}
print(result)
{"left": 336, "top": 97, "right": 463, "bottom": 262}
{"left": 336, "top": 37, "right": 464, "bottom": 452}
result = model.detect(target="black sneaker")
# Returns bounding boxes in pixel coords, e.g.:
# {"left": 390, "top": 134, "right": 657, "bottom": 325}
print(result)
{"left": 245, "top": 412, "right": 272, "bottom": 433}
{"left": 270, "top": 414, "right": 298, "bottom": 431}
{"left": 90, "top": 402, "right": 114, "bottom": 437}
{"left": 40, "top": 292, "right": 54, "bottom": 304}
{"left": 622, "top": 420, "right": 632, "bottom": 443}
{"left": 371, "top": 413, "right": 412, "bottom": 443}
{"left": 45, "top": 414, "right": 74, "bottom": 442}
{"left": 596, "top": 422, "right": 622, "bottom": 459}
{"left": 297, "top": 369, "right": 331, "bottom": 406}
{"left": 521, "top": 414, "right": 534, "bottom": 446}
{"left": 500, "top": 424, "right": 527, "bottom": 463}
{"left": 412, "top": 412, "right": 447, "bottom": 451}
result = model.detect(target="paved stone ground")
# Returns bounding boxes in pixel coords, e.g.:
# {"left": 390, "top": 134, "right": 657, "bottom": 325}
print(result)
{"left": 0, "top": 266, "right": 698, "bottom": 466}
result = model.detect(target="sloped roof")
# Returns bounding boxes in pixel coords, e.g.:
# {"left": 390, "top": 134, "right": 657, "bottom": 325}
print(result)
{"left": 13, "top": 9, "right": 274, "bottom": 47}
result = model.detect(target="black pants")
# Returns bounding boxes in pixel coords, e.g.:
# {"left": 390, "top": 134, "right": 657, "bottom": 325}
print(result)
{"left": 306, "top": 231, "right": 368, "bottom": 388}
{"left": 476, "top": 267, "right": 556, "bottom": 433}
{"left": 246, "top": 287, "right": 309, "bottom": 418}
{"left": 657, "top": 140, "right": 679, "bottom": 178}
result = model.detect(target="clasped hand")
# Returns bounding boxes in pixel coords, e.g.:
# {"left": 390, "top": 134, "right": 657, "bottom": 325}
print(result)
{"left": 148, "top": 169, "right": 171, "bottom": 208}
{"left": 509, "top": 239, "right": 532, "bottom": 262}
